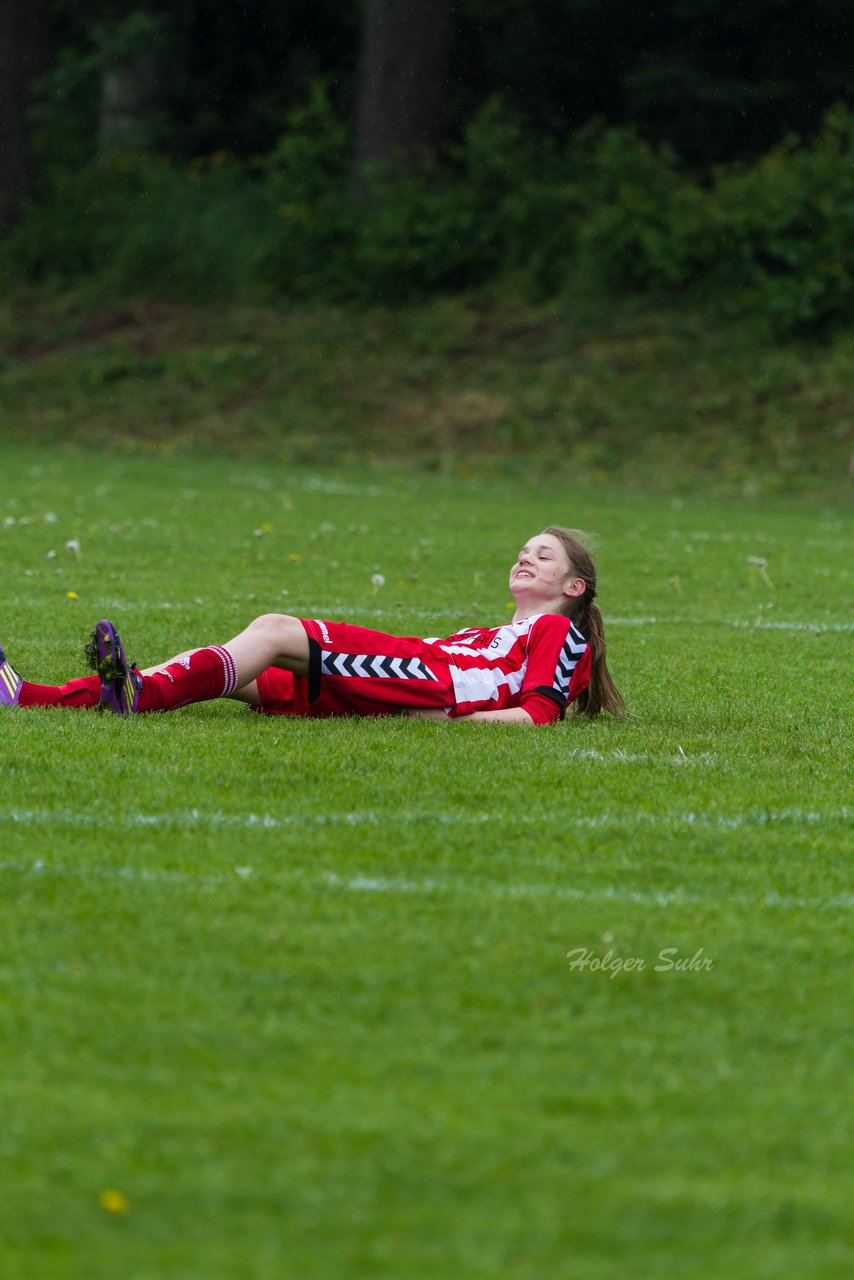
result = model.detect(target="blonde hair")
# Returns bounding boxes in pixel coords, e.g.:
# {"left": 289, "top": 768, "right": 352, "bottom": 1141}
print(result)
{"left": 541, "top": 526, "right": 625, "bottom": 718}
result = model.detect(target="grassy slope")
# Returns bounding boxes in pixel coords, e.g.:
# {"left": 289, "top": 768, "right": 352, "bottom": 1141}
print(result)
{"left": 1, "top": 292, "right": 853, "bottom": 497}
{"left": 0, "top": 445, "right": 851, "bottom": 1279}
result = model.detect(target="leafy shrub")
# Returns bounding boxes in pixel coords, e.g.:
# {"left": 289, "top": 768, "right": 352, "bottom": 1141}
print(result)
{"left": 709, "top": 107, "right": 854, "bottom": 332}
{"left": 261, "top": 82, "right": 359, "bottom": 299}
{"left": 567, "top": 107, "right": 854, "bottom": 333}
{"left": 2, "top": 154, "right": 275, "bottom": 301}
{"left": 572, "top": 126, "right": 709, "bottom": 289}
{"left": 350, "top": 101, "right": 589, "bottom": 301}
{"left": 6, "top": 79, "right": 854, "bottom": 334}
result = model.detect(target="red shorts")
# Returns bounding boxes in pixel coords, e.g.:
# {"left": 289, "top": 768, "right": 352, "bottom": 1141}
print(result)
{"left": 254, "top": 619, "right": 454, "bottom": 719}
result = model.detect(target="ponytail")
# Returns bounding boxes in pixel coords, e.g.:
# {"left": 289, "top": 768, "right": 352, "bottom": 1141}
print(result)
{"left": 565, "top": 598, "right": 625, "bottom": 718}
{"left": 541, "top": 526, "right": 626, "bottom": 719}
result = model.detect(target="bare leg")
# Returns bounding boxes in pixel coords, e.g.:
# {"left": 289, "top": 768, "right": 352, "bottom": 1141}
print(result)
{"left": 230, "top": 680, "right": 261, "bottom": 706}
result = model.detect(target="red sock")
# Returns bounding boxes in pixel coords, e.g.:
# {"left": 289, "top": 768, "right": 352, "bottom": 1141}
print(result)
{"left": 19, "top": 676, "right": 101, "bottom": 709}
{"left": 137, "top": 646, "right": 238, "bottom": 712}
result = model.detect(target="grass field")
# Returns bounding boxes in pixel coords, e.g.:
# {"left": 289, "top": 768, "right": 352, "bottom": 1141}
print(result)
{"left": 1, "top": 442, "right": 851, "bottom": 1279}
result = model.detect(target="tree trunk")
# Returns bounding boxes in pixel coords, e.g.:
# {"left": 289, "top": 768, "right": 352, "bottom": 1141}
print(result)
{"left": 353, "top": 0, "right": 451, "bottom": 179}
{"left": 98, "top": 13, "right": 167, "bottom": 151}
{"left": 100, "top": 55, "right": 161, "bottom": 149}
{"left": 0, "top": 0, "right": 47, "bottom": 235}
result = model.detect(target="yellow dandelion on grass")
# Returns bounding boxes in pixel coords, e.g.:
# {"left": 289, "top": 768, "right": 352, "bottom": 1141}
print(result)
{"left": 66, "top": 591, "right": 78, "bottom": 600}
{"left": 288, "top": 553, "right": 301, "bottom": 562}
{"left": 99, "top": 1188, "right": 129, "bottom": 1214}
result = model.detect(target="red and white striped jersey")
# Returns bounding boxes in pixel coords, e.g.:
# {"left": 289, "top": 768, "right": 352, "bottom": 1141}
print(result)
{"left": 258, "top": 614, "right": 592, "bottom": 724}
{"left": 422, "top": 613, "right": 591, "bottom": 725}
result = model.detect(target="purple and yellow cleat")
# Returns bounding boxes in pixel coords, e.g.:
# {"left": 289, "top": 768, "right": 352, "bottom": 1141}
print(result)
{"left": 0, "top": 644, "right": 24, "bottom": 707}
{"left": 84, "top": 619, "right": 142, "bottom": 715}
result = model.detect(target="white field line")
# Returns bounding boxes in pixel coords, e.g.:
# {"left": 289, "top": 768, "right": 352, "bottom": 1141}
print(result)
{"left": 227, "top": 474, "right": 392, "bottom": 497}
{"left": 322, "top": 874, "right": 854, "bottom": 912}
{"left": 0, "top": 805, "right": 849, "bottom": 839}
{"left": 727, "top": 619, "right": 854, "bottom": 633}
{"left": 293, "top": 611, "right": 854, "bottom": 633}
{"left": 606, "top": 617, "right": 854, "bottom": 633}
{"left": 0, "top": 856, "right": 850, "bottom": 913}
{"left": 9, "top": 604, "right": 850, "bottom": 633}
{"left": 563, "top": 747, "right": 720, "bottom": 766}
{"left": 316, "top": 612, "right": 854, "bottom": 633}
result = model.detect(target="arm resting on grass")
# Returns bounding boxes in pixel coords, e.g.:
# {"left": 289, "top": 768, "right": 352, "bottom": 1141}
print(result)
{"left": 406, "top": 707, "right": 537, "bottom": 725}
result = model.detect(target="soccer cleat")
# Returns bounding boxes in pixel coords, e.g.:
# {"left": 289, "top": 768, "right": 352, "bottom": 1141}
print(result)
{"left": 84, "top": 619, "right": 142, "bottom": 715}
{"left": 99, "top": 661, "right": 143, "bottom": 716}
{"left": 0, "top": 644, "right": 24, "bottom": 707}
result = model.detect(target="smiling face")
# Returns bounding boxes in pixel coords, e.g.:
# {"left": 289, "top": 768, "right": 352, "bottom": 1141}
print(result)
{"left": 509, "top": 532, "right": 586, "bottom": 618}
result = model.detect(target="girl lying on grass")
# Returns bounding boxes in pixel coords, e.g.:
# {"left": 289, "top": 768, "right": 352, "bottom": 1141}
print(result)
{"left": 0, "top": 527, "right": 624, "bottom": 726}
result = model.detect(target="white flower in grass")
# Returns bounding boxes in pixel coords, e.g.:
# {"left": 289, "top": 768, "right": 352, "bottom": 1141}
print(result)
{"left": 4, "top": 516, "right": 15, "bottom": 527}
{"left": 47, "top": 549, "right": 57, "bottom": 559}
{"left": 747, "top": 555, "right": 774, "bottom": 588}
{"left": 65, "top": 539, "right": 81, "bottom": 556}
{"left": 44, "top": 512, "right": 58, "bottom": 524}
{"left": 371, "top": 573, "right": 385, "bottom": 588}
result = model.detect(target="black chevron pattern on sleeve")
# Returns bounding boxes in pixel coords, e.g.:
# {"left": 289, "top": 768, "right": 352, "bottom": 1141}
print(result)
{"left": 552, "top": 624, "right": 588, "bottom": 698}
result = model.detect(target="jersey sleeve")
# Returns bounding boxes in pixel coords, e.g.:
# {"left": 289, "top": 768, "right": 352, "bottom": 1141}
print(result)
{"left": 519, "top": 614, "right": 591, "bottom": 722}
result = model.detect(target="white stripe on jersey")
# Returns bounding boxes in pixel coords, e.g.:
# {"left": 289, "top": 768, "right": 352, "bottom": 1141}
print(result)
{"left": 422, "top": 614, "right": 588, "bottom": 713}
{"left": 436, "top": 617, "right": 541, "bottom": 662}
{"left": 448, "top": 663, "right": 525, "bottom": 706}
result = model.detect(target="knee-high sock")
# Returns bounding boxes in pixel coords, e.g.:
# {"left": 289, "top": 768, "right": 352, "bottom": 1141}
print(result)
{"left": 19, "top": 676, "right": 101, "bottom": 708}
{"left": 137, "top": 646, "right": 238, "bottom": 712}
{"left": 17, "top": 647, "right": 238, "bottom": 713}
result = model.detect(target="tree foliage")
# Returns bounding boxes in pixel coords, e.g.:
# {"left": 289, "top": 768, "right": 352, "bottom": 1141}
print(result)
{"left": 6, "top": 1, "right": 854, "bottom": 333}
{"left": 7, "top": 87, "right": 854, "bottom": 336}
{"left": 34, "top": 0, "right": 854, "bottom": 168}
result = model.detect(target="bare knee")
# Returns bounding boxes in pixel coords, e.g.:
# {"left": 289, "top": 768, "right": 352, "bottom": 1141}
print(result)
{"left": 247, "top": 613, "right": 307, "bottom": 660}
{"left": 249, "top": 612, "right": 301, "bottom": 637}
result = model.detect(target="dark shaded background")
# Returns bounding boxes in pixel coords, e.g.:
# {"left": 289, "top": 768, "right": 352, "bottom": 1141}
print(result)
{"left": 38, "top": 0, "right": 854, "bottom": 166}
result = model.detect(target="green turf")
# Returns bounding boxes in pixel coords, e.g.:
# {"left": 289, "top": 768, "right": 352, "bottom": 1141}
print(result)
{"left": 1, "top": 444, "right": 851, "bottom": 1279}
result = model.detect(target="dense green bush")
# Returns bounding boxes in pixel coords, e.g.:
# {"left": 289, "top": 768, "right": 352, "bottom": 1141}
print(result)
{"left": 709, "top": 107, "right": 854, "bottom": 332}
{"left": 572, "top": 127, "right": 708, "bottom": 289}
{"left": 261, "top": 84, "right": 358, "bottom": 298}
{"left": 576, "top": 107, "right": 854, "bottom": 333}
{"left": 349, "top": 104, "right": 570, "bottom": 301}
{"left": 4, "top": 89, "right": 854, "bottom": 334}
{"left": 5, "top": 154, "right": 275, "bottom": 300}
